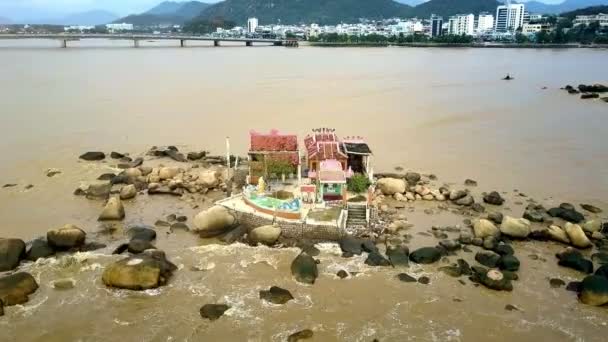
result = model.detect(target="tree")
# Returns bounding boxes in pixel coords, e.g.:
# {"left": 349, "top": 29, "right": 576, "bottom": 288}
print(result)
{"left": 347, "top": 174, "right": 371, "bottom": 193}
{"left": 515, "top": 32, "right": 529, "bottom": 44}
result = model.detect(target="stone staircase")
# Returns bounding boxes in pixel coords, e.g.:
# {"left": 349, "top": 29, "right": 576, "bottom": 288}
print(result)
{"left": 346, "top": 204, "right": 368, "bottom": 228}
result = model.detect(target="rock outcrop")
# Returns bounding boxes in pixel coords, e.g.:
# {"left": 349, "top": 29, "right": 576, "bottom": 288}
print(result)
{"left": 0, "top": 238, "right": 25, "bottom": 271}
{"left": 192, "top": 206, "right": 236, "bottom": 237}
{"left": 102, "top": 250, "right": 177, "bottom": 290}
{"left": 47, "top": 225, "right": 86, "bottom": 250}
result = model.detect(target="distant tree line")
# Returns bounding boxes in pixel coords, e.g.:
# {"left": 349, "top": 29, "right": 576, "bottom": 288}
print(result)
{"left": 182, "top": 17, "right": 236, "bottom": 34}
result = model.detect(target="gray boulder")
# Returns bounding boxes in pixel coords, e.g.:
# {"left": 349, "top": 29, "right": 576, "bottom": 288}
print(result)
{"left": 578, "top": 275, "right": 608, "bottom": 306}
{"left": 0, "top": 272, "right": 39, "bottom": 306}
{"left": 483, "top": 191, "right": 505, "bottom": 205}
{"left": 564, "top": 222, "right": 592, "bottom": 248}
{"left": 47, "top": 224, "right": 86, "bottom": 250}
{"left": 86, "top": 181, "right": 111, "bottom": 199}
{"left": 473, "top": 219, "right": 500, "bottom": 239}
{"left": 119, "top": 184, "right": 137, "bottom": 200}
{"left": 405, "top": 172, "right": 421, "bottom": 185}
{"left": 259, "top": 286, "right": 294, "bottom": 304}
{"left": 546, "top": 225, "right": 570, "bottom": 244}
{"left": 249, "top": 225, "right": 281, "bottom": 245}
{"left": 291, "top": 253, "right": 318, "bottom": 284}
{"left": 98, "top": 197, "right": 125, "bottom": 221}
{"left": 409, "top": 247, "right": 442, "bottom": 264}
{"left": 500, "top": 216, "right": 531, "bottom": 238}
{"left": 200, "top": 304, "right": 230, "bottom": 320}
{"left": 454, "top": 194, "right": 474, "bottom": 206}
{"left": 0, "top": 238, "right": 25, "bottom": 271}
{"left": 26, "top": 238, "right": 55, "bottom": 261}
{"left": 376, "top": 178, "right": 406, "bottom": 196}
{"left": 102, "top": 250, "right": 177, "bottom": 290}
{"left": 192, "top": 206, "right": 236, "bottom": 237}
{"left": 79, "top": 151, "right": 105, "bottom": 161}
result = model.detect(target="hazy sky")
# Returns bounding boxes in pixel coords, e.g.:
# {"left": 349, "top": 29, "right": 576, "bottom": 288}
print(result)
{"left": 0, "top": 0, "right": 219, "bottom": 19}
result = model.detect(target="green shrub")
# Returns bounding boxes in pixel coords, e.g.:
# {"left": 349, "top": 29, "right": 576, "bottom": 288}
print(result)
{"left": 347, "top": 173, "right": 370, "bottom": 193}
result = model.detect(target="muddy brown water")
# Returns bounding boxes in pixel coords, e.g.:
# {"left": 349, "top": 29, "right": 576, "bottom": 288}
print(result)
{"left": 0, "top": 41, "right": 607, "bottom": 341}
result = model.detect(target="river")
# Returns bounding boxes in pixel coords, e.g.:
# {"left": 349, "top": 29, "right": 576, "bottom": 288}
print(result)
{"left": 0, "top": 40, "right": 607, "bottom": 341}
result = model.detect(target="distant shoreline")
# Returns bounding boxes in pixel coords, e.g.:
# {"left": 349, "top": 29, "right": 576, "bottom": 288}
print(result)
{"left": 307, "top": 42, "right": 608, "bottom": 49}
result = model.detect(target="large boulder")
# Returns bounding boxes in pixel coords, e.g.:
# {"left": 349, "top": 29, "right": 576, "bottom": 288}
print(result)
{"left": 580, "top": 204, "right": 602, "bottom": 214}
{"left": 547, "top": 207, "right": 585, "bottom": 223}
{"left": 0, "top": 272, "right": 39, "bottom": 305}
{"left": 79, "top": 151, "right": 105, "bottom": 161}
{"left": 483, "top": 191, "right": 505, "bottom": 205}
{"left": 405, "top": 172, "right": 421, "bottom": 185}
{"left": 249, "top": 225, "right": 281, "bottom": 246}
{"left": 473, "top": 219, "right": 500, "bottom": 239}
{"left": 98, "top": 197, "right": 125, "bottom": 221}
{"left": 0, "top": 238, "right": 26, "bottom": 271}
{"left": 127, "top": 226, "right": 157, "bottom": 241}
{"left": 259, "top": 286, "right": 294, "bottom": 304}
{"left": 158, "top": 167, "right": 180, "bottom": 180}
{"left": 523, "top": 204, "right": 546, "bottom": 223}
{"left": 409, "top": 247, "right": 442, "bottom": 264}
{"left": 500, "top": 216, "right": 531, "bottom": 239}
{"left": 192, "top": 206, "right": 236, "bottom": 237}
{"left": 339, "top": 236, "right": 364, "bottom": 256}
{"left": 454, "top": 194, "right": 474, "bottom": 206}
{"left": 564, "top": 222, "right": 592, "bottom": 248}
{"left": 449, "top": 190, "right": 468, "bottom": 201}
{"left": 197, "top": 171, "right": 220, "bottom": 188}
{"left": 376, "top": 178, "right": 406, "bottom": 196}
{"left": 471, "top": 267, "right": 513, "bottom": 291}
{"left": 26, "top": 238, "right": 55, "bottom": 261}
{"left": 85, "top": 181, "right": 112, "bottom": 199}
{"left": 102, "top": 250, "right": 177, "bottom": 290}
{"left": 364, "top": 252, "right": 391, "bottom": 267}
{"left": 582, "top": 220, "right": 602, "bottom": 234}
{"left": 200, "top": 304, "right": 230, "bottom": 320}
{"left": 475, "top": 251, "right": 501, "bottom": 268}
{"left": 47, "top": 224, "right": 86, "bottom": 250}
{"left": 497, "top": 255, "right": 520, "bottom": 272}
{"left": 578, "top": 275, "right": 608, "bottom": 306}
{"left": 386, "top": 245, "right": 409, "bottom": 267}
{"left": 291, "top": 253, "right": 318, "bottom": 284}
{"left": 546, "top": 225, "right": 570, "bottom": 244}
{"left": 556, "top": 248, "right": 593, "bottom": 273}
{"left": 119, "top": 184, "right": 137, "bottom": 200}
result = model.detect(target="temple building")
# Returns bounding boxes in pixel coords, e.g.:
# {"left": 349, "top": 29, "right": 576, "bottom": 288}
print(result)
{"left": 247, "top": 130, "right": 300, "bottom": 184}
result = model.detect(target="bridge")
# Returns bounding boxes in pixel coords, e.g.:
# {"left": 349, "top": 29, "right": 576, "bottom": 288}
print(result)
{"left": 0, "top": 33, "right": 298, "bottom": 48}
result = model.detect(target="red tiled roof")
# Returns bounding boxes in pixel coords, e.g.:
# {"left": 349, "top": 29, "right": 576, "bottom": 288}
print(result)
{"left": 250, "top": 130, "right": 298, "bottom": 152}
{"left": 305, "top": 134, "right": 347, "bottom": 160}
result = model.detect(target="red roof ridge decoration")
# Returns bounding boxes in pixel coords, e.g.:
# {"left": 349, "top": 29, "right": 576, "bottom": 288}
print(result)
{"left": 305, "top": 128, "right": 347, "bottom": 160}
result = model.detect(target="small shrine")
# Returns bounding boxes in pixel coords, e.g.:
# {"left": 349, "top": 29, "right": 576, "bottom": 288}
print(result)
{"left": 218, "top": 127, "right": 374, "bottom": 230}
{"left": 247, "top": 129, "right": 300, "bottom": 185}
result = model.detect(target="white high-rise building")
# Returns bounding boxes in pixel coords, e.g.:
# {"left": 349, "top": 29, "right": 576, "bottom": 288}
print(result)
{"left": 247, "top": 18, "right": 258, "bottom": 33}
{"left": 448, "top": 14, "right": 475, "bottom": 35}
{"left": 477, "top": 12, "right": 494, "bottom": 34}
{"left": 495, "top": 4, "right": 525, "bottom": 32}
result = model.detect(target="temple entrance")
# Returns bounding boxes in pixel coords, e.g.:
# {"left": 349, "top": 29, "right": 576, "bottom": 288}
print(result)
{"left": 348, "top": 154, "right": 364, "bottom": 173}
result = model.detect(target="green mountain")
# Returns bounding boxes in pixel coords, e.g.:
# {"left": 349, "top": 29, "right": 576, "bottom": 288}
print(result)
{"left": 561, "top": 4, "right": 608, "bottom": 18}
{"left": 410, "top": 0, "right": 501, "bottom": 18}
{"left": 525, "top": 0, "right": 608, "bottom": 15}
{"left": 195, "top": 0, "right": 413, "bottom": 25}
{"left": 145, "top": 1, "right": 185, "bottom": 15}
{"left": 116, "top": 1, "right": 211, "bottom": 26}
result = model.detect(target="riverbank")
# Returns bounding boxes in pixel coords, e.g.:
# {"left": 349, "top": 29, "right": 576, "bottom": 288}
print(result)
{"left": 308, "top": 41, "right": 608, "bottom": 48}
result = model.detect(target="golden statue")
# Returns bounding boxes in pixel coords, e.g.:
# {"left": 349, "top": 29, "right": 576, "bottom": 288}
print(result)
{"left": 258, "top": 176, "right": 266, "bottom": 195}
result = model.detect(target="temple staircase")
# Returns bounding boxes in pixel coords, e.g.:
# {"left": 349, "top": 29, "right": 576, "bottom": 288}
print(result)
{"left": 346, "top": 204, "right": 368, "bottom": 228}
